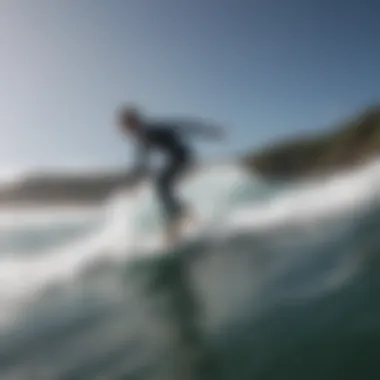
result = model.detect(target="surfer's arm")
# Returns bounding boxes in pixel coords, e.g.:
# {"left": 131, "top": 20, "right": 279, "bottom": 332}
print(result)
{"left": 171, "top": 119, "right": 225, "bottom": 140}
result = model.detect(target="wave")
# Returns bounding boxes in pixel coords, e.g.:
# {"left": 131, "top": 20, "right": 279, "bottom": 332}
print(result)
{"left": 0, "top": 160, "right": 378, "bottom": 320}
{"left": 0, "top": 161, "right": 376, "bottom": 288}
{"left": 1, "top": 160, "right": 380, "bottom": 378}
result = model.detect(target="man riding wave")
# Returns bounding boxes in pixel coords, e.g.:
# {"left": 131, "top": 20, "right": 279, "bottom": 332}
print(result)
{"left": 116, "top": 105, "right": 224, "bottom": 240}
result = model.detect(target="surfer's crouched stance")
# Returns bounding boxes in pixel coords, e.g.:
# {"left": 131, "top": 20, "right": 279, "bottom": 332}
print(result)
{"left": 117, "top": 105, "right": 223, "bottom": 243}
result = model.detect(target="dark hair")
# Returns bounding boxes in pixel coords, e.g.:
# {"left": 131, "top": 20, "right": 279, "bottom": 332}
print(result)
{"left": 117, "top": 104, "right": 142, "bottom": 120}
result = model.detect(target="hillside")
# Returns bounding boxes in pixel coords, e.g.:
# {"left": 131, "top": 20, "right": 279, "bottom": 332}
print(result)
{"left": 244, "top": 106, "right": 380, "bottom": 179}
{"left": 0, "top": 171, "right": 133, "bottom": 206}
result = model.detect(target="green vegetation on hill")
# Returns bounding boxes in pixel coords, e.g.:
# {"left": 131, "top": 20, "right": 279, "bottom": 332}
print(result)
{"left": 244, "top": 106, "right": 380, "bottom": 179}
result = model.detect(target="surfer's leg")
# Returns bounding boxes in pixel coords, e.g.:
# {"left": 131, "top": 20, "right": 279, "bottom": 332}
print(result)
{"left": 157, "top": 149, "right": 192, "bottom": 222}
{"left": 157, "top": 159, "right": 185, "bottom": 222}
{"left": 157, "top": 155, "right": 192, "bottom": 246}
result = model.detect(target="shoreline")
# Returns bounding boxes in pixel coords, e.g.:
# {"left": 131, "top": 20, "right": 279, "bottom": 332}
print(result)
{"left": 1, "top": 105, "right": 380, "bottom": 206}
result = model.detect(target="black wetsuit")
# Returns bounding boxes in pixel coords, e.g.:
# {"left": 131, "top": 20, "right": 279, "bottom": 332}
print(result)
{"left": 133, "top": 122, "right": 192, "bottom": 221}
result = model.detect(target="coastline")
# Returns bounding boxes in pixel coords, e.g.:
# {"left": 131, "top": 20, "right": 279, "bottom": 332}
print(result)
{"left": 1, "top": 105, "right": 380, "bottom": 207}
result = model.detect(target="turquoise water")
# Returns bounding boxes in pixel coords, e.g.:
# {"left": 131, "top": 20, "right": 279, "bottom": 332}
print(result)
{"left": 0, "top": 163, "right": 380, "bottom": 380}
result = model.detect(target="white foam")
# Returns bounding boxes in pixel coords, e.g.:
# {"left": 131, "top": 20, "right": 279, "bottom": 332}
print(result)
{"left": 228, "top": 160, "right": 380, "bottom": 233}
{"left": 1, "top": 159, "right": 380, "bottom": 324}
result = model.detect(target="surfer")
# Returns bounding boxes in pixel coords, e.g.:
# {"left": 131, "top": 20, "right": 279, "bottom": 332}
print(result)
{"left": 117, "top": 105, "right": 224, "bottom": 243}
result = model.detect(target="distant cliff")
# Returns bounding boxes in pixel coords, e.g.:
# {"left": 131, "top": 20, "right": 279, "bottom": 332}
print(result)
{"left": 244, "top": 106, "right": 380, "bottom": 179}
{"left": 1, "top": 105, "right": 380, "bottom": 206}
{"left": 0, "top": 171, "right": 133, "bottom": 206}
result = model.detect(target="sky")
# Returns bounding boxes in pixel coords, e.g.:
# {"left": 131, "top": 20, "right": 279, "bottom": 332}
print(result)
{"left": 0, "top": 0, "right": 380, "bottom": 172}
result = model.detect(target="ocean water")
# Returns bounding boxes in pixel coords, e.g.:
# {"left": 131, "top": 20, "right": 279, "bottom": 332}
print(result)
{"left": 1, "top": 161, "right": 380, "bottom": 380}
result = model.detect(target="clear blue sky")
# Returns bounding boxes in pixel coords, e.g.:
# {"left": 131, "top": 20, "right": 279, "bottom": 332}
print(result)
{"left": 0, "top": 0, "right": 379, "bottom": 172}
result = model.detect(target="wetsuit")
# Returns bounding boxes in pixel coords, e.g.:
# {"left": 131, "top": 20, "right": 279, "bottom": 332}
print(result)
{"left": 132, "top": 121, "right": 193, "bottom": 222}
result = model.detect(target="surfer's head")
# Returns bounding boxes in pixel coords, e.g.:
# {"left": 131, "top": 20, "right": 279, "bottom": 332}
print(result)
{"left": 117, "top": 105, "right": 142, "bottom": 134}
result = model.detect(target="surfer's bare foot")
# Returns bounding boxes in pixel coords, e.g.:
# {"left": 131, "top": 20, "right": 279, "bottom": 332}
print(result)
{"left": 163, "top": 210, "right": 198, "bottom": 248}
{"left": 180, "top": 208, "right": 197, "bottom": 225}
{"left": 164, "top": 220, "right": 180, "bottom": 248}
